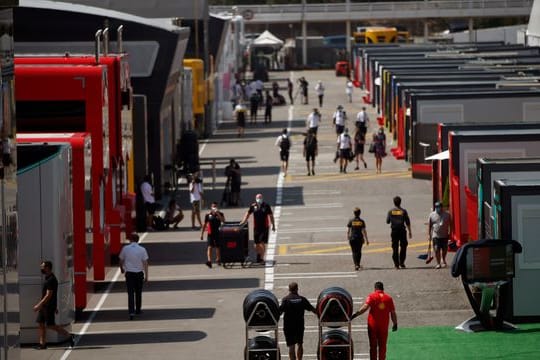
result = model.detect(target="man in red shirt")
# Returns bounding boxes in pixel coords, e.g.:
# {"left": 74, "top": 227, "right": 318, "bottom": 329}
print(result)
{"left": 352, "top": 282, "right": 398, "bottom": 360}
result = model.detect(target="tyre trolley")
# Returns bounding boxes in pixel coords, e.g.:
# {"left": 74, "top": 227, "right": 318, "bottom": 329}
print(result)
{"left": 318, "top": 298, "right": 353, "bottom": 360}
{"left": 244, "top": 297, "right": 280, "bottom": 360}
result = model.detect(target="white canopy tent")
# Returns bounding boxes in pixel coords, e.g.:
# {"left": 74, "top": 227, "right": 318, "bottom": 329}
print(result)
{"left": 251, "top": 30, "right": 284, "bottom": 48}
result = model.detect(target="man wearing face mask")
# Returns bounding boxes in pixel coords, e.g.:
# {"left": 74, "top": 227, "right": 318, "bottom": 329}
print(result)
{"left": 201, "top": 202, "right": 225, "bottom": 268}
{"left": 241, "top": 194, "right": 276, "bottom": 263}
{"left": 428, "top": 201, "right": 451, "bottom": 269}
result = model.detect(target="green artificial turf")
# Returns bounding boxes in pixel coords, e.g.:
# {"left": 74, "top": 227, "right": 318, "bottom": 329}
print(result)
{"left": 385, "top": 324, "right": 540, "bottom": 360}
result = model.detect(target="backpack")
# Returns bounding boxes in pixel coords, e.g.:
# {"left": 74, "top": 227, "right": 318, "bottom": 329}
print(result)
{"left": 280, "top": 136, "right": 290, "bottom": 151}
{"left": 306, "top": 135, "right": 316, "bottom": 152}
{"left": 152, "top": 215, "right": 167, "bottom": 231}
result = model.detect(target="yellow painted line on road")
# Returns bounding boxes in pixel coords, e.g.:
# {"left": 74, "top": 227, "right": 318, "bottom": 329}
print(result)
{"left": 286, "top": 170, "right": 410, "bottom": 183}
{"left": 278, "top": 241, "right": 427, "bottom": 255}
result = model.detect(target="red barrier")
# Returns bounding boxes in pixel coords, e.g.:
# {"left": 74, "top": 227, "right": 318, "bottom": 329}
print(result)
{"left": 450, "top": 174, "right": 468, "bottom": 247}
{"left": 465, "top": 186, "right": 478, "bottom": 241}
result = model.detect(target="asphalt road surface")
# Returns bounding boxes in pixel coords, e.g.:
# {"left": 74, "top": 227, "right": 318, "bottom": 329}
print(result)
{"left": 22, "top": 70, "right": 471, "bottom": 360}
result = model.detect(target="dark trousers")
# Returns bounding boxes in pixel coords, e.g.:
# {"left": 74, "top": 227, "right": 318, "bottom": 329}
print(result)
{"left": 391, "top": 228, "right": 408, "bottom": 267}
{"left": 318, "top": 94, "right": 323, "bottom": 107}
{"left": 349, "top": 240, "right": 363, "bottom": 266}
{"left": 126, "top": 271, "right": 144, "bottom": 314}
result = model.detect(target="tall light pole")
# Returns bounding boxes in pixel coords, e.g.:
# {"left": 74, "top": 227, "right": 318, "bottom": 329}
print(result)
{"left": 301, "top": 0, "right": 307, "bottom": 67}
{"left": 346, "top": 0, "right": 351, "bottom": 61}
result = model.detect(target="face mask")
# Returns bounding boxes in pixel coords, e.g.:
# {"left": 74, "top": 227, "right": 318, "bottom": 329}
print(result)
{"left": 435, "top": 207, "right": 442, "bottom": 214}
{"left": 40, "top": 269, "right": 46, "bottom": 275}
{"left": 211, "top": 207, "right": 217, "bottom": 212}
{"left": 256, "top": 198, "right": 262, "bottom": 205}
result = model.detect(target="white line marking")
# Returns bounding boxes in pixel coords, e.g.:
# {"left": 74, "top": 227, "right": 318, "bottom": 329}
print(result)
{"left": 264, "top": 92, "right": 294, "bottom": 291}
{"left": 60, "top": 233, "right": 148, "bottom": 360}
{"left": 274, "top": 274, "right": 358, "bottom": 280}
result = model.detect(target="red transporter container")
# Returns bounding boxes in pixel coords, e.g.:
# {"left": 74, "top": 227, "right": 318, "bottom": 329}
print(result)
{"left": 15, "top": 54, "right": 134, "bottom": 259}
{"left": 17, "top": 133, "right": 92, "bottom": 312}
{"left": 16, "top": 64, "right": 109, "bottom": 280}
{"left": 447, "top": 129, "right": 540, "bottom": 248}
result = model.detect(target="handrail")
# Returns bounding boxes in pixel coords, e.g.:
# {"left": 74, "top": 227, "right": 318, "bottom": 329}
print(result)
{"left": 210, "top": 0, "right": 532, "bottom": 19}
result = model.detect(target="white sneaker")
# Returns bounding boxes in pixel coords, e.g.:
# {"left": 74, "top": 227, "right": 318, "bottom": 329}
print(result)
{"left": 435, "top": 264, "right": 441, "bottom": 269}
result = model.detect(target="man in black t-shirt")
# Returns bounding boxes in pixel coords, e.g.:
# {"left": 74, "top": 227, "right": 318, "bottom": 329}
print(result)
{"left": 279, "top": 282, "right": 317, "bottom": 360}
{"left": 386, "top": 196, "right": 412, "bottom": 269}
{"left": 201, "top": 202, "right": 225, "bottom": 268}
{"left": 240, "top": 194, "right": 275, "bottom": 263}
{"left": 33, "top": 261, "right": 74, "bottom": 349}
{"left": 347, "top": 207, "right": 369, "bottom": 270}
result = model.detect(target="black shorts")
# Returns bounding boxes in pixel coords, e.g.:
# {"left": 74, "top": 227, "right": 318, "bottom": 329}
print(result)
{"left": 305, "top": 151, "right": 316, "bottom": 161}
{"left": 283, "top": 327, "right": 304, "bottom": 347}
{"left": 355, "top": 144, "right": 365, "bottom": 155}
{"left": 254, "top": 228, "right": 269, "bottom": 244}
{"left": 280, "top": 151, "right": 290, "bottom": 162}
{"left": 36, "top": 306, "right": 56, "bottom": 326}
{"left": 339, "top": 149, "right": 350, "bottom": 159}
{"left": 335, "top": 124, "right": 344, "bottom": 135}
{"left": 433, "top": 237, "right": 448, "bottom": 251}
{"left": 207, "top": 235, "right": 220, "bottom": 248}
{"left": 145, "top": 202, "right": 158, "bottom": 216}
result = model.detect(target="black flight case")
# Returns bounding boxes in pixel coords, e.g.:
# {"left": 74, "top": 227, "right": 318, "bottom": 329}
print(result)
{"left": 219, "top": 221, "right": 249, "bottom": 268}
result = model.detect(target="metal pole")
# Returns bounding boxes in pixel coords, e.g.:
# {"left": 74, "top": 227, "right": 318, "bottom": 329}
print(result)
{"left": 212, "top": 159, "right": 216, "bottom": 190}
{"left": 346, "top": 0, "right": 351, "bottom": 61}
{"left": 301, "top": 0, "right": 307, "bottom": 67}
{"left": 469, "top": 18, "right": 475, "bottom": 42}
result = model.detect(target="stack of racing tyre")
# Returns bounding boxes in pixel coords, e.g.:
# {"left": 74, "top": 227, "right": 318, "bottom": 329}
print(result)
{"left": 243, "top": 289, "right": 281, "bottom": 360}
{"left": 316, "top": 287, "right": 354, "bottom": 360}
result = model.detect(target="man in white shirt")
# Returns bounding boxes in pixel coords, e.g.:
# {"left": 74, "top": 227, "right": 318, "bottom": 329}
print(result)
{"left": 306, "top": 108, "right": 321, "bottom": 135}
{"left": 337, "top": 128, "right": 353, "bottom": 174}
{"left": 119, "top": 233, "right": 149, "bottom": 320}
{"left": 346, "top": 79, "right": 354, "bottom": 103}
{"left": 189, "top": 175, "right": 204, "bottom": 230}
{"left": 333, "top": 105, "right": 347, "bottom": 135}
{"left": 315, "top": 80, "right": 325, "bottom": 107}
{"left": 356, "top": 107, "right": 369, "bottom": 135}
{"left": 275, "top": 128, "right": 291, "bottom": 176}
{"left": 140, "top": 175, "right": 156, "bottom": 231}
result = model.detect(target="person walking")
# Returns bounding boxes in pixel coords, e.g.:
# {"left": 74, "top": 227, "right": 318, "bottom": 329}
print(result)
{"left": 428, "top": 201, "right": 451, "bottom": 269}
{"left": 33, "top": 261, "right": 75, "bottom": 349}
{"left": 333, "top": 105, "right": 347, "bottom": 135}
{"left": 303, "top": 129, "right": 318, "bottom": 176}
{"left": 306, "top": 108, "right": 321, "bottom": 135}
{"left": 354, "top": 127, "right": 368, "bottom": 170}
{"left": 240, "top": 194, "right": 276, "bottom": 263}
{"left": 189, "top": 174, "right": 204, "bottom": 230}
{"left": 300, "top": 77, "right": 309, "bottom": 104}
{"left": 386, "top": 196, "right": 412, "bottom": 269}
{"left": 315, "top": 80, "right": 325, "bottom": 107}
{"left": 337, "top": 128, "right": 353, "bottom": 173}
{"left": 275, "top": 128, "right": 291, "bottom": 176}
{"left": 346, "top": 78, "right": 354, "bottom": 103}
{"left": 234, "top": 100, "right": 247, "bottom": 137}
{"left": 352, "top": 281, "right": 398, "bottom": 360}
{"left": 119, "top": 233, "right": 149, "bottom": 320}
{"left": 200, "top": 201, "right": 225, "bottom": 268}
{"left": 356, "top": 107, "right": 370, "bottom": 135}
{"left": 224, "top": 158, "right": 241, "bottom": 206}
{"left": 249, "top": 90, "right": 260, "bottom": 124}
{"left": 279, "top": 282, "right": 317, "bottom": 360}
{"left": 140, "top": 175, "right": 157, "bottom": 231}
{"left": 347, "top": 207, "right": 369, "bottom": 270}
{"left": 264, "top": 90, "right": 273, "bottom": 124}
{"left": 372, "top": 127, "right": 386, "bottom": 174}
{"left": 287, "top": 78, "right": 294, "bottom": 105}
